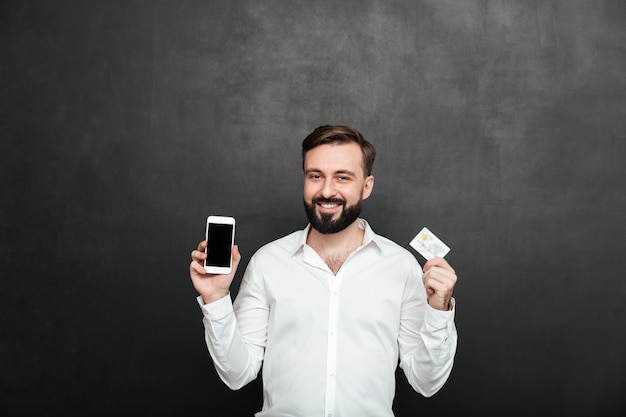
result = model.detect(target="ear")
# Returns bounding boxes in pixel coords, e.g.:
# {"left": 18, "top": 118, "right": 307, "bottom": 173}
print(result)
{"left": 361, "top": 175, "right": 374, "bottom": 200}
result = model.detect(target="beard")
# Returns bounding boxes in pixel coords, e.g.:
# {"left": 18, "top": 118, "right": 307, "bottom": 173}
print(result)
{"left": 303, "top": 196, "right": 363, "bottom": 234}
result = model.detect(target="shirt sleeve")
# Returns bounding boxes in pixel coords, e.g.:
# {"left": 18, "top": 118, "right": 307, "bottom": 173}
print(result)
{"left": 196, "top": 258, "right": 268, "bottom": 390}
{"left": 397, "top": 265, "right": 458, "bottom": 397}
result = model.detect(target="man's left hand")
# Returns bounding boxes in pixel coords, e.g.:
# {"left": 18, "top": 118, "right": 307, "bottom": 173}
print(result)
{"left": 422, "top": 257, "right": 457, "bottom": 311}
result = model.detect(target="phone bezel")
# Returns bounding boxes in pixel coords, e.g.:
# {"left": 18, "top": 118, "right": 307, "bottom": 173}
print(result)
{"left": 204, "top": 215, "right": 236, "bottom": 274}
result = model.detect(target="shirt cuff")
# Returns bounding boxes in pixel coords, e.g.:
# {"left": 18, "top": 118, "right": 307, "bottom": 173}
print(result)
{"left": 424, "top": 297, "right": 456, "bottom": 329}
{"left": 196, "top": 293, "right": 233, "bottom": 321}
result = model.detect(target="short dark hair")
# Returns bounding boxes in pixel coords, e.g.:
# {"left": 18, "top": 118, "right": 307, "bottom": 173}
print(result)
{"left": 301, "top": 125, "right": 377, "bottom": 177}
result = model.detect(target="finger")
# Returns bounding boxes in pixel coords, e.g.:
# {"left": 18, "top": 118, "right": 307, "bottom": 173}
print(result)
{"left": 228, "top": 245, "right": 242, "bottom": 275}
{"left": 423, "top": 256, "right": 449, "bottom": 271}
{"left": 191, "top": 249, "right": 207, "bottom": 263}
{"left": 423, "top": 257, "right": 454, "bottom": 273}
{"left": 423, "top": 272, "right": 457, "bottom": 301}
{"left": 191, "top": 241, "right": 208, "bottom": 262}
{"left": 190, "top": 259, "right": 207, "bottom": 275}
{"left": 423, "top": 266, "right": 457, "bottom": 287}
{"left": 423, "top": 275, "right": 454, "bottom": 303}
{"left": 232, "top": 245, "right": 241, "bottom": 264}
{"left": 425, "top": 265, "right": 456, "bottom": 279}
{"left": 424, "top": 276, "right": 448, "bottom": 293}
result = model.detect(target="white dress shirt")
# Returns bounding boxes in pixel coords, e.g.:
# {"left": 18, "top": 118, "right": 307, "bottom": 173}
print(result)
{"left": 197, "top": 219, "right": 457, "bottom": 417}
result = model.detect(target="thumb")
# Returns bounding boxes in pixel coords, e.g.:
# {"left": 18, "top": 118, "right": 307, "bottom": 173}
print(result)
{"left": 232, "top": 245, "right": 242, "bottom": 268}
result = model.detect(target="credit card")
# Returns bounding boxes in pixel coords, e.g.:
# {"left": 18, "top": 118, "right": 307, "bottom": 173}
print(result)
{"left": 409, "top": 227, "right": 450, "bottom": 260}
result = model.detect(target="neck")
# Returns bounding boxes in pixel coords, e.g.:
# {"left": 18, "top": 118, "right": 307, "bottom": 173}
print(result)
{"left": 306, "top": 219, "right": 364, "bottom": 252}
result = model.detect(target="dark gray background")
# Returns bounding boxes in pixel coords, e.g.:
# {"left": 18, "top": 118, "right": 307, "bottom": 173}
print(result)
{"left": 2, "top": 1, "right": 625, "bottom": 416}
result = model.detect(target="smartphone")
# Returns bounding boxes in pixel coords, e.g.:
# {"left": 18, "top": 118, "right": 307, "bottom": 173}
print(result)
{"left": 204, "top": 215, "right": 236, "bottom": 274}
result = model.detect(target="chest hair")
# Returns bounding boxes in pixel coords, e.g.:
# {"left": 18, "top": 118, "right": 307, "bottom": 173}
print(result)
{"left": 323, "top": 249, "right": 353, "bottom": 275}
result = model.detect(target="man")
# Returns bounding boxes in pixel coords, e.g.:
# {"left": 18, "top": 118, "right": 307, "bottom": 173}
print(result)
{"left": 189, "top": 125, "right": 458, "bottom": 416}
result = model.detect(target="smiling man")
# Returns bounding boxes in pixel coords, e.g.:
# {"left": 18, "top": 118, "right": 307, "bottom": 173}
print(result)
{"left": 302, "top": 135, "right": 375, "bottom": 273}
{"left": 190, "top": 125, "right": 458, "bottom": 417}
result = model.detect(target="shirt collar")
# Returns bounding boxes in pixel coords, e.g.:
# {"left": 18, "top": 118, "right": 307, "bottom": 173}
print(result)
{"left": 290, "top": 218, "right": 383, "bottom": 256}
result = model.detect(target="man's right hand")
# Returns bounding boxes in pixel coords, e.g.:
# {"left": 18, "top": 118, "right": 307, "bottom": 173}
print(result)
{"left": 190, "top": 241, "right": 241, "bottom": 304}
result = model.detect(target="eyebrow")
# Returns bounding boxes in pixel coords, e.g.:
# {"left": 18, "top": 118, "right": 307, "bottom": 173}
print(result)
{"left": 304, "top": 168, "right": 357, "bottom": 177}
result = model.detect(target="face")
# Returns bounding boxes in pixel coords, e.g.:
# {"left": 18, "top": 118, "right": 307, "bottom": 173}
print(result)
{"left": 303, "top": 142, "right": 374, "bottom": 234}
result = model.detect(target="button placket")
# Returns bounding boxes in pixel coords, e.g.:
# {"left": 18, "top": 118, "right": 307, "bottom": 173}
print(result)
{"left": 324, "top": 273, "right": 341, "bottom": 417}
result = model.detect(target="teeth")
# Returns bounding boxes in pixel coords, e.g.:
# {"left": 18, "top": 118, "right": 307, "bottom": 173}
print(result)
{"left": 321, "top": 204, "right": 337, "bottom": 209}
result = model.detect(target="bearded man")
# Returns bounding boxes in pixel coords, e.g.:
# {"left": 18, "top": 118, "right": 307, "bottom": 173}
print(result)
{"left": 189, "top": 125, "right": 458, "bottom": 417}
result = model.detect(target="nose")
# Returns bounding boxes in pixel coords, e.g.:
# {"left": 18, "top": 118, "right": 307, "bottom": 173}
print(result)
{"left": 320, "top": 177, "right": 336, "bottom": 198}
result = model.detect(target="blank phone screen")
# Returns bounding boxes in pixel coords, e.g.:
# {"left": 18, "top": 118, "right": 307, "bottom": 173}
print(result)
{"left": 206, "top": 223, "right": 233, "bottom": 267}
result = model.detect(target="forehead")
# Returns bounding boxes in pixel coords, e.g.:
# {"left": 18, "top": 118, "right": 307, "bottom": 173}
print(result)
{"left": 304, "top": 142, "right": 364, "bottom": 174}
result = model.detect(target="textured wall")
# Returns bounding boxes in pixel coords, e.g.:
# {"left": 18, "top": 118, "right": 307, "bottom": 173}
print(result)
{"left": 2, "top": 1, "right": 625, "bottom": 415}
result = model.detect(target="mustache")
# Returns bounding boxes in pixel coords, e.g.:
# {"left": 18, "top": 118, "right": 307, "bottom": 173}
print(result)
{"left": 312, "top": 197, "right": 346, "bottom": 205}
